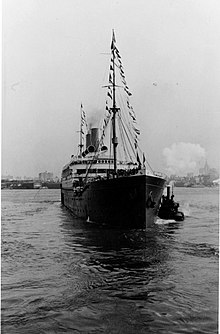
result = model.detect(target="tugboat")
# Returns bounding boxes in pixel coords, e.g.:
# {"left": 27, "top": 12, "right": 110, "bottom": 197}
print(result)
{"left": 158, "top": 185, "right": 184, "bottom": 221}
{"left": 61, "top": 31, "right": 166, "bottom": 228}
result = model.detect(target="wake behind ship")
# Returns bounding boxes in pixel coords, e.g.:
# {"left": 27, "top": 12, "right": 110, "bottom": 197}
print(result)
{"left": 61, "top": 31, "right": 166, "bottom": 228}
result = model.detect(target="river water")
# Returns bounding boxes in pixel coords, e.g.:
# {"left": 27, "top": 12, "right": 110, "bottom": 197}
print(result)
{"left": 1, "top": 187, "right": 219, "bottom": 333}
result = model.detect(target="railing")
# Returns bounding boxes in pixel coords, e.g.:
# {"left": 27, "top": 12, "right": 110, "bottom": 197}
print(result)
{"left": 153, "top": 171, "right": 168, "bottom": 179}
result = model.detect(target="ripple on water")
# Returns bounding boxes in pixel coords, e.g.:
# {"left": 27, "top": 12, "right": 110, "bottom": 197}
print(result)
{"left": 1, "top": 189, "right": 218, "bottom": 334}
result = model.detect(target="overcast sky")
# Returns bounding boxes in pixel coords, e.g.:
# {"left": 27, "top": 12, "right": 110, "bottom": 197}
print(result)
{"left": 2, "top": 0, "right": 220, "bottom": 178}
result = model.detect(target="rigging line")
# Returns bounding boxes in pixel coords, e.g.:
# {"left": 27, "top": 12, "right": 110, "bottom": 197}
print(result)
{"left": 77, "top": 105, "right": 86, "bottom": 157}
{"left": 110, "top": 94, "right": 153, "bottom": 172}
{"left": 135, "top": 142, "right": 154, "bottom": 172}
{"left": 117, "top": 91, "right": 153, "bottom": 172}
{"left": 118, "top": 117, "right": 128, "bottom": 160}
{"left": 85, "top": 111, "right": 111, "bottom": 182}
{"left": 122, "top": 107, "right": 138, "bottom": 144}
{"left": 142, "top": 152, "right": 154, "bottom": 172}
{"left": 116, "top": 97, "right": 133, "bottom": 147}
{"left": 117, "top": 87, "right": 138, "bottom": 127}
{"left": 117, "top": 114, "right": 127, "bottom": 160}
{"left": 83, "top": 139, "right": 102, "bottom": 182}
{"left": 109, "top": 124, "right": 112, "bottom": 170}
{"left": 100, "top": 112, "right": 111, "bottom": 147}
{"left": 117, "top": 91, "right": 131, "bottom": 125}
{"left": 120, "top": 105, "right": 135, "bottom": 145}
{"left": 118, "top": 114, "right": 133, "bottom": 162}
{"left": 118, "top": 113, "right": 137, "bottom": 159}
{"left": 83, "top": 136, "right": 100, "bottom": 182}
{"left": 123, "top": 113, "right": 140, "bottom": 151}
{"left": 118, "top": 114, "right": 136, "bottom": 161}
{"left": 117, "top": 108, "right": 134, "bottom": 161}
{"left": 84, "top": 111, "right": 112, "bottom": 182}
{"left": 118, "top": 107, "right": 137, "bottom": 154}
{"left": 117, "top": 90, "right": 138, "bottom": 144}
{"left": 146, "top": 161, "right": 154, "bottom": 173}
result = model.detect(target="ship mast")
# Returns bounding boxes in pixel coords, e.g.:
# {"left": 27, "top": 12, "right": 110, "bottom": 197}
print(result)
{"left": 111, "top": 30, "right": 119, "bottom": 176}
{"left": 78, "top": 103, "right": 84, "bottom": 157}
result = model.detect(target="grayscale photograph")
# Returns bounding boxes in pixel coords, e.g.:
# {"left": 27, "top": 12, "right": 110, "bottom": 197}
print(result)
{"left": 1, "top": 0, "right": 219, "bottom": 333}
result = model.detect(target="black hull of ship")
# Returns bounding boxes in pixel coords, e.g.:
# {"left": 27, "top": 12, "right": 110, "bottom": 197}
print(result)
{"left": 61, "top": 175, "right": 166, "bottom": 228}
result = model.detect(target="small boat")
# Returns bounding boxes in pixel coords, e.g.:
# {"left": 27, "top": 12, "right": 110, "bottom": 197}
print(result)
{"left": 158, "top": 185, "right": 184, "bottom": 221}
{"left": 61, "top": 31, "right": 166, "bottom": 228}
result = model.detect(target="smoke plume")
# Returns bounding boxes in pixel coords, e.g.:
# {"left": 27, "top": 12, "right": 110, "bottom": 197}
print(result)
{"left": 163, "top": 142, "right": 206, "bottom": 176}
{"left": 87, "top": 108, "right": 104, "bottom": 129}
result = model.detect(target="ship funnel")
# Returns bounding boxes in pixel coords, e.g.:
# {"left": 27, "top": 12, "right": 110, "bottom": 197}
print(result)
{"left": 86, "top": 133, "right": 91, "bottom": 148}
{"left": 166, "top": 185, "right": 171, "bottom": 199}
{"left": 91, "top": 128, "right": 99, "bottom": 150}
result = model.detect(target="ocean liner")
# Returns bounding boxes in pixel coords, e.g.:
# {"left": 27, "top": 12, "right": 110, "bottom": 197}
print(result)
{"left": 61, "top": 31, "right": 166, "bottom": 228}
